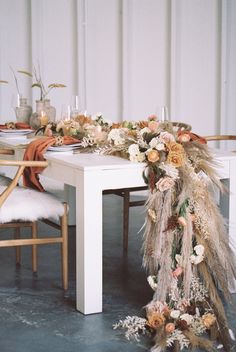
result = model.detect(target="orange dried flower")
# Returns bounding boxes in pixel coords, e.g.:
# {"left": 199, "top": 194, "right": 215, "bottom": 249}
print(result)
{"left": 76, "top": 114, "right": 92, "bottom": 126}
{"left": 111, "top": 122, "right": 122, "bottom": 129}
{"left": 147, "top": 150, "right": 160, "bottom": 163}
{"left": 167, "top": 142, "right": 184, "bottom": 154}
{"left": 202, "top": 313, "right": 216, "bottom": 329}
{"left": 147, "top": 312, "right": 166, "bottom": 329}
{"left": 137, "top": 120, "right": 148, "bottom": 129}
{"left": 167, "top": 152, "right": 185, "bottom": 167}
{"left": 127, "top": 130, "right": 137, "bottom": 138}
{"left": 165, "top": 323, "right": 176, "bottom": 334}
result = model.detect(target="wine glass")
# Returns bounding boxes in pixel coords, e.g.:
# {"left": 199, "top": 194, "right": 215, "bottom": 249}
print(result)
{"left": 70, "top": 95, "right": 79, "bottom": 119}
{"left": 61, "top": 104, "right": 71, "bottom": 121}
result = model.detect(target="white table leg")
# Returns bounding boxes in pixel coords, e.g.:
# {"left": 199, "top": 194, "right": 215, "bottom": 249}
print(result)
{"left": 64, "top": 184, "right": 76, "bottom": 226}
{"left": 228, "top": 159, "right": 236, "bottom": 292}
{"left": 75, "top": 169, "right": 103, "bottom": 314}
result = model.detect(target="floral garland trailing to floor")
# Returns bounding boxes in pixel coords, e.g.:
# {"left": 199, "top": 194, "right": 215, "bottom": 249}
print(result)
{"left": 40, "top": 115, "right": 236, "bottom": 351}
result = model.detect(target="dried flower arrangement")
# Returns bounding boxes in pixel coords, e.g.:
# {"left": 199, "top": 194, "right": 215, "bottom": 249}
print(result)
{"left": 38, "top": 114, "right": 236, "bottom": 351}
{"left": 12, "top": 64, "right": 66, "bottom": 101}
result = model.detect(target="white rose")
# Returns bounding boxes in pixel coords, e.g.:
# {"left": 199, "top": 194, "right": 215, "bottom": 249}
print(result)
{"left": 147, "top": 275, "right": 158, "bottom": 291}
{"left": 191, "top": 254, "right": 204, "bottom": 265}
{"left": 170, "top": 310, "right": 180, "bottom": 319}
{"left": 194, "top": 244, "right": 205, "bottom": 256}
{"left": 149, "top": 138, "right": 158, "bottom": 149}
{"left": 159, "top": 131, "right": 175, "bottom": 144}
{"left": 140, "top": 127, "right": 151, "bottom": 135}
{"left": 156, "top": 143, "right": 165, "bottom": 151}
{"left": 175, "top": 254, "right": 183, "bottom": 266}
{"left": 180, "top": 313, "right": 193, "bottom": 325}
{"left": 128, "top": 143, "right": 140, "bottom": 156}
{"left": 136, "top": 152, "right": 146, "bottom": 162}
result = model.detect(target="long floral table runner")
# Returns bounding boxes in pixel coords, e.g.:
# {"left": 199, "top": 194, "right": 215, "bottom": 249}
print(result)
{"left": 22, "top": 115, "right": 236, "bottom": 351}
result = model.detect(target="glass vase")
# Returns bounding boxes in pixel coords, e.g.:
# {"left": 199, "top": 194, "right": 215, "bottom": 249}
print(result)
{"left": 44, "top": 99, "right": 56, "bottom": 122}
{"left": 15, "top": 97, "right": 32, "bottom": 124}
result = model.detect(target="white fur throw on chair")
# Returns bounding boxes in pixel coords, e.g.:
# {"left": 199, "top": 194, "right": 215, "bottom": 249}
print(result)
{"left": 0, "top": 185, "right": 65, "bottom": 223}
{"left": 0, "top": 175, "right": 12, "bottom": 186}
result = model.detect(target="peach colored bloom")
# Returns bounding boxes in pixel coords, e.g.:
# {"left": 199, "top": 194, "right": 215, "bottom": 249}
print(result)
{"left": 172, "top": 266, "right": 183, "bottom": 278}
{"left": 178, "top": 216, "right": 187, "bottom": 227}
{"left": 165, "top": 323, "right": 176, "bottom": 334}
{"left": 77, "top": 114, "right": 92, "bottom": 126}
{"left": 148, "top": 120, "right": 159, "bottom": 132}
{"left": 137, "top": 120, "right": 148, "bottom": 129}
{"left": 148, "top": 114, "right": 157, "bottom": 121}
{"left": 147, "top": 149, "right": 160, "bottom": 163}
{"left": 167, "top": 152, "right": 185, "bottom": 167}
{"left": 202, "top": 313, "right": 216, "bottom": 329}
{"left": 147, "top": 313, "right": 166, "bottom": 329}
{"left": 156, "top": 176, "right": 175, "bottom": 192}
{"left": 178, "top": 133, "right": 191, "bottom": 142}
{"left": 159, "top": 131, "right": 175, "bottom": 144}
{"left": 167, "top": 142, "right": 184, "bottom": 154}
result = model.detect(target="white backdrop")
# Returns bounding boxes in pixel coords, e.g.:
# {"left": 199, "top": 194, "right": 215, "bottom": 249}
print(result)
{"left": 0, "top": 0, "right": 235, "bottom": 136}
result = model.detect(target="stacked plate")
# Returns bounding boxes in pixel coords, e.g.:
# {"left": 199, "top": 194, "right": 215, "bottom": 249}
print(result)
{"left": 0, "top": 129, "right": 33, "bottom": 138}
{"left": 47, "top": 143, "right": 82, "bottom": 152}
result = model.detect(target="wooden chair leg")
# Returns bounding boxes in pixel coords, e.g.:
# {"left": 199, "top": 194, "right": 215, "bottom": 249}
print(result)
{"left": 61, "top": 203, "right": 68, "bottom": 290}
{"left": 123, "top": 190, "right": 130, "bottom": 252}
{"left": 14, "top": 227, "right": 21, "bottom": 265}
{"left": 31, "top": 222, "right": 37, "bottom": 273}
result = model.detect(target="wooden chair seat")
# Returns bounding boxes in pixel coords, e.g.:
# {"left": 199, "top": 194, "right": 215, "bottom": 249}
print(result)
{"left": 0, "top": 149, "right": 68, "bottom": 290}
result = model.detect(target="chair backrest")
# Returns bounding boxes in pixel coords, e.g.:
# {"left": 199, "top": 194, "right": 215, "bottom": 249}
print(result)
{"left": 204, "top": 135, "right": 236, "bottom": 152}
{"left": 0, "top": 154, "right": 48, "bottom": 208}
{"left": 205, "top": 135, "right": 236, "bottom": 141}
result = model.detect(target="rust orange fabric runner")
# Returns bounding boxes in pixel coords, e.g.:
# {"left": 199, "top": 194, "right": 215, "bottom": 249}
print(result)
{"left": 23, "top": 136, "right": 80, "bottom": 191}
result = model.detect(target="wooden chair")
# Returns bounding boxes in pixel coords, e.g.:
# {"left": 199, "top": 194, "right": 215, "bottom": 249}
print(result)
{"left": 104, "top": 121, "right": 192, "bottom": 252}
{"left": 0, "top": 148, "right": 68, "bottom": 290}
{"left": 205, "top": 135, "right": 236, "bottom": 142}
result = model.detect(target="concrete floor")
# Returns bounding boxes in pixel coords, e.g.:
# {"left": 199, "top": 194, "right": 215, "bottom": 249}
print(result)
{"left": 0, "top": 195, "right": 235, "bottom": 352}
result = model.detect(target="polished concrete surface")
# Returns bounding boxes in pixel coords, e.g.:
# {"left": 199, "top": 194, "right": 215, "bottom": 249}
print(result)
{"left": 0, "top": 195, "right": 235, "bottom": 352}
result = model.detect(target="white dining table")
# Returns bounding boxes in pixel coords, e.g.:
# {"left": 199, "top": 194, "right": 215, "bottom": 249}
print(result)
{"left": 1, "top": 136, "right": 236, "bottom": 314}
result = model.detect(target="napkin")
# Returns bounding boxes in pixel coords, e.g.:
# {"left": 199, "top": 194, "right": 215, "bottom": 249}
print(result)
{"left": 23, "top": 136, "right": 80, "bottom": 192}
{"left": 0, "top": 122, "right": 32, "bottom": 130}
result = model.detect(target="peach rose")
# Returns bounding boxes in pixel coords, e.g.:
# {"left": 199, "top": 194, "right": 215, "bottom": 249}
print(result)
{"left": 172, "top": 266, "right": 183, "bottom": 278}
{"left": 167, "top": 152, "right": 185, "bottom": 167}
{"left": 148, "top": 114, "right": 157, "bottom": 121}
{"left": 165, "top": 323, "right": 176, "bottom": 334}
{"left": 178, "top": 216, "right": 187, "bottom": 227}
{"left": 156, "top": 176, "right": 175, "bottom": 192}
{"left": 159, "top": 131, "right": 175, "bottom": 144}
{"left": 147, "top": 313, "right": 166, "bottom": 329}
{"left": 148, "top": 120, "right": 159, "bottom": 132}
{"left": 178, "top": 133, "right": 191, "bottom": 143}
{"left": 167, "top": 142, "right": 184, "bottom": 154}
{"left": 202, "top": 313, "right": 216, "bottom": 329}
{"left": 147, "top": 149, "right": 160, "bottom": 163}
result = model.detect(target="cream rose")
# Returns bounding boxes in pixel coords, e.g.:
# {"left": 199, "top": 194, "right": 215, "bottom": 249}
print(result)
{"left": 159, "top": 131, "right": 175, "bottom": 144}
{"left": 156, "top": 176, "right": 175, "bottom": 192}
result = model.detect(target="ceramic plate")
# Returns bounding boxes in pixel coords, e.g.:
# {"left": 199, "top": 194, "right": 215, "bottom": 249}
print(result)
{"left": 47, "top": 143, "right": 82, "bottom": 152}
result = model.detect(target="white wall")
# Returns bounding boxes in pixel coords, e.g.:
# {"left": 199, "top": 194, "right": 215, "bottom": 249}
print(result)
{"left": 0, "top": 0, "right": 235, "bottom": 135}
